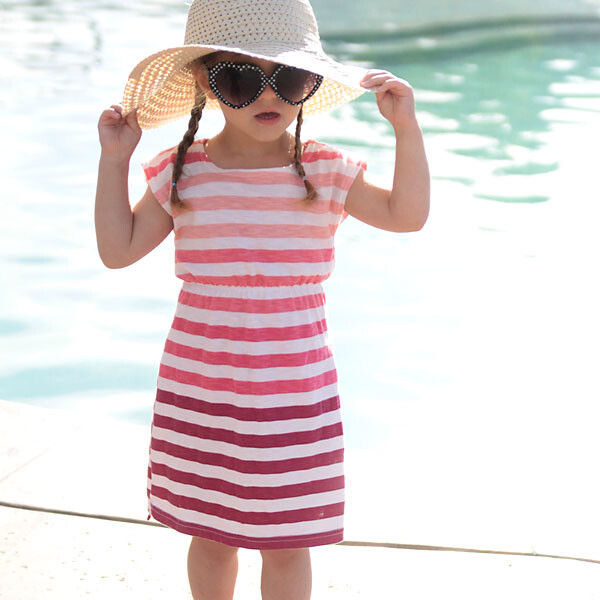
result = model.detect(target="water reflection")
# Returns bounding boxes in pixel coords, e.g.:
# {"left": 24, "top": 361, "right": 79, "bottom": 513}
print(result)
{"left": 1, "top": 0, "right": 600, "bottom": 557}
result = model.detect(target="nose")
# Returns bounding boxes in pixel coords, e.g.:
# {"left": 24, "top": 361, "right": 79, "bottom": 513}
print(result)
{"left": 258, "top": 81, "right": 278, "bottom": 101}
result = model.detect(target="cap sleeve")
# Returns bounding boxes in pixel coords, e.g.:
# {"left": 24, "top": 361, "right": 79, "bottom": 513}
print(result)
{"left": 338, "top": 152, "right": 367, "bottom": 224}
{"left": 141, "top": 146, "right": 177, "bottom": 217}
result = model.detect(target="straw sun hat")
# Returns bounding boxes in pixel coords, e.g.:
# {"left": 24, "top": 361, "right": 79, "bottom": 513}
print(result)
{"left": 122, "top": 0, "right": 369, "bottom": 129}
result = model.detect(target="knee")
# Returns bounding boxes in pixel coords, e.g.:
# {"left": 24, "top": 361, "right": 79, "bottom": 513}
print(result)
{"left": 189, "top": 536, "right": 239, "bottom": 564}
{"left": 260, "top": 547, "right": 310, "bottom": 567}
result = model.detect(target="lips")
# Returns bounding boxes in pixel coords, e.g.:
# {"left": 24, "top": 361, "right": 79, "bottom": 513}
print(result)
{"left": 255, "top": 112, "right": 281, "bottom": 123}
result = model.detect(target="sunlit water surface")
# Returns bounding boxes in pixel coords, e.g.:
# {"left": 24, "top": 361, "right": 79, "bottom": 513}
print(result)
{"left": 1, "top": 1, "right": 600, "bottom": 558}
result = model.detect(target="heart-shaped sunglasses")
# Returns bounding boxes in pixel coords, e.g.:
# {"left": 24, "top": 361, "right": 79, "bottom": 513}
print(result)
{"left": 207, "top": 62, "right": 323, "bottom": 109}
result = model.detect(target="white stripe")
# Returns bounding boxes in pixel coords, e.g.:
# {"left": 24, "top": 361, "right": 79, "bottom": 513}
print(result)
{"left": 151, "top": 473, "right": 344, "bottom": 513}
{"left": 150, "top": 495, "right": 344, "bottom": 540}
{"left": 176, "top": 237, "right": 334, "bottom": 251}
{"left": 153, "top": 400, "right": 342, "bottom": 436}
{"left": 151, "top": 425, "right": 343, "bottom": 461}
{"left": 167, "top": 328, "right": 330, "bottom": 355}
{"left": 160, "top": 351, "right": 335, "bottom": 383}
{"left": 179, "top": 281, "right": 325, "bottom": 299}
{"left": 174, "top": 302, "right": 325, "bottom": 328}
{"left": 175, "top": 261, "right": 334, "bottom": 278}
{"left": 156, "top": 376, "right": 339, "bottom": 407}
{"left": 149, "top": 449, "right": 344, "bottom": 488}
{"left": 174, "top": 209, "right": 339, "bottom": 227}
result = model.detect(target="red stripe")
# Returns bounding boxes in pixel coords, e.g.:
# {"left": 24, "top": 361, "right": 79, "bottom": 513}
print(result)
{"left": 158, "top": 364, "right": 337, "bottom": 395}
{"left": 150, "top": 461, "right": 344, "bottom": 500}
{"left": 155, "top": 389, "right": 340, "bottom": 422}
{"left": 171, "top": 316, "right": 327, "bottom": 341}
{"left": 149, "top": 505, "right": 343, "bottom": 549}
{"left": 177, "top": 290, "right": 325, "bottom": 313}
{"left": 163, "top": 340, "right": 332, "bottom": 368}
{"left": 175, "top": 248, "right": 334, "bottom": 264}
{"left": 151, "top": 438, "right": 344, "bottom": 474}
{"left": 153, "top": 413, "right": 343, "bottom": 448}
{"left": 151, "top": 484, "right": 344, "bottom": 525}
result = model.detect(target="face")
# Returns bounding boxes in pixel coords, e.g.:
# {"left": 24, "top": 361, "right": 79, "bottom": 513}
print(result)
{"left": 194, "top": 52, "right": 308, "bottom": 143}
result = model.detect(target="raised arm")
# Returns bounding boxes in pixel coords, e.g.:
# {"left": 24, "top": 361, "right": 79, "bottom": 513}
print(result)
{"left": 95, "top": 105, "right": 173, "bottom": 269}
{"left": 344, "top": 71, "right": 430, "bottom": 233}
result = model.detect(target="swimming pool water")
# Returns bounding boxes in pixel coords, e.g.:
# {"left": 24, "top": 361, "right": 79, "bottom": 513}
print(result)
{"left": 1, "top": 1, "right": 600, "bottom": 557}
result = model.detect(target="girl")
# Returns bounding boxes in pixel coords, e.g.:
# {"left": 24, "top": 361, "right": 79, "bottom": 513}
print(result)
{"left": 95, "top": 0, "right": 429, "bottom": 598}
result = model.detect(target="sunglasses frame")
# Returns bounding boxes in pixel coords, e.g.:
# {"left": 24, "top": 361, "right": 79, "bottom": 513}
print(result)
{"left": 207, "top": 61, "right": 324, "bottom": 109}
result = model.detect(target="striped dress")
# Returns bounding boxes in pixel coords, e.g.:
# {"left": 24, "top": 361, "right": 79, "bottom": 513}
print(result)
{"left": 142, "top": 138, "right": 366, "bottom": 550}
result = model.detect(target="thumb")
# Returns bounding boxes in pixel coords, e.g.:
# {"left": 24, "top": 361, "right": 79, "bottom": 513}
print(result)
{"left": 125, "top": 108, "right": 142, "bottom": 133}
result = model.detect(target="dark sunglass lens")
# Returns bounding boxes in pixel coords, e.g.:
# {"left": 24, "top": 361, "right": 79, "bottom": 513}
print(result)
{"left": 275, "top": 67, "right": 319, "bottom": 103}
{"left": 214, "top": 65, "right": 262, "bottom": 107}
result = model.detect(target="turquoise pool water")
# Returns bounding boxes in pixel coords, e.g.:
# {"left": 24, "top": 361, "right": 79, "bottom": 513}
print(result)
{"left": 1, "top": 1, "right": 600, "bottom": 556}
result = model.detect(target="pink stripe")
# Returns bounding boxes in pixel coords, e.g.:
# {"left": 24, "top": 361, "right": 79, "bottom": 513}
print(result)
{"left": 176, "top": 223, "right": 333, "bottom": 239}
{"left": 151, "top": 484, "right": 344, "bottom": 525}
{"left": 178, "top": 170, "right": 302, "bottom": 187}
{"left": 163, "top": 340, "right": 332, "bottom": 368}
{"left": 143, "top": 150, "right": 176, "bottom": 180}
{"left": 310, "top": 171, "right": 358, "bottom": 191}
{"left": 151, "top": 438, "right": 344, "bottom": 474}
{"left": 190, "top": 195, "right": 337, "bottom": 213}
{"left": 171, "top": 316, "right": 327, "bottom": 341}
{"left": 178, "top": 290, "right": 325, "bottom": 313}
{"left": 175, "top": 248, "right": 334, "bottom": 264}
{"left": 155, "top": 389, "right": 340, "bottom": 421}
{"left": 153, "top": 413, "right": 343, "bottom": 448}
{"left": 150, "top": 461, "right": 344, "bottom": 500}
{"left": 149, "top": 505, "right": 343, "bottom": 549}
{"left": 177, "top": 195, "right": 331, "bottom": 213}
{"left": 158, "top": 364, "right": 338, "bottom": 395}
{"left": 176, "top": 274, "right": 329, "bottom": 286}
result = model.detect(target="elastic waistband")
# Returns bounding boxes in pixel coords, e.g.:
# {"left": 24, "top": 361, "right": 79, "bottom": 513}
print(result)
{"left": 180, "top": 281, "right": 325, "bottom": 299}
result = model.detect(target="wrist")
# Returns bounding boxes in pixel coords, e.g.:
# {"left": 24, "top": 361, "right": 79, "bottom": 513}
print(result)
{"left": 99, "top": 152, "right": 132, "bottom": 169}
{"left": 392, "top": 118, "right": 421, "bottom": 137}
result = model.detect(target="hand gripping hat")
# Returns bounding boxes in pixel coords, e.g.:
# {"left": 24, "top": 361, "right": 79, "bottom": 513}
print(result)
{"left": 122, "top": 0, "right": 369, "bottom": 129}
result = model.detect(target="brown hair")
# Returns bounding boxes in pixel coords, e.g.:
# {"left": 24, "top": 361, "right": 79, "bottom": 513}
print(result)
{"left": 169, "top": 54, "right": 317, "bottom": 209}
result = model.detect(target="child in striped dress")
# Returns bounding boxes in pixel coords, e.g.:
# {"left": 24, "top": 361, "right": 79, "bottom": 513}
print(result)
{"left": 94, "top": 0, "right": 429, "bottom": 598}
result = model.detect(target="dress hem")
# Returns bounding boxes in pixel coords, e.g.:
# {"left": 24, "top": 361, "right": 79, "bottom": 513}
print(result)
{"left": 149, "top": 504, "right": 344, "bottom": 550}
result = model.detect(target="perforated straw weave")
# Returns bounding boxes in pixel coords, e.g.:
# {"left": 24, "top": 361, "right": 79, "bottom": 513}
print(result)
{"left": 122, "top": 0, "right": 368, "bottom": 129}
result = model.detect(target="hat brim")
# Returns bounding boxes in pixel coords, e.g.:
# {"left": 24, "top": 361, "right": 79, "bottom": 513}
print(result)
{"left": 122, "top": 45, "right": 368, "bottom": 129}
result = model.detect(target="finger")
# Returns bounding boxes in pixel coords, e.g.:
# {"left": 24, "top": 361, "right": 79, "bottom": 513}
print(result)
{"left": 98, "top": 108, "right": 124, "bottom": 125}
{"left": 124, "top": 108, "right": 141, "bottom": 132}
{"left": 110, "top": 104, "right": 124, "bottom": 115}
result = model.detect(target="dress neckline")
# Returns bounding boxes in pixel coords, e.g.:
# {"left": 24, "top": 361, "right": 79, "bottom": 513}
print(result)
{"left": 197, "top": 138, "right": 310, "bottom": 172}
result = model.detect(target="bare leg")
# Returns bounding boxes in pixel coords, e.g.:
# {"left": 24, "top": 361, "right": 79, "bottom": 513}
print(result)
{"left": 260, "top": 548, "right": 312, "bottom": 600}
{"left": 187, "top": 537, "right": 239, "bottom": 600}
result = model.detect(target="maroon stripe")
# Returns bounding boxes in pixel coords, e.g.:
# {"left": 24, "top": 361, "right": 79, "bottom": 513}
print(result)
{"left": 150, "top": 461, "right": 344, "bottom": 500}
{"left": 163, "top": 339, "right": 332, "bottom": 368}
{"left": 151, "top": 438, "right": 344, "bottom": 474}
{"left": 153, "top": 414, "right": 343, "bottom": 448}
{"left": 178, "top": 290, "right": 325, "bottom": 314}
{"left": 158, "top": 364, "right": 338, "bottom": 395}
{"left": 150, "top": 504, "right": 343, "bottom": 550}
{"left": 156, "top": 389, "right": 341, "bottom": 421}
{"left": 171, "top": 316, "right": 327, "bottom": 341}
{"left": 150, "top": 484, "right": 344, "bottom": 525}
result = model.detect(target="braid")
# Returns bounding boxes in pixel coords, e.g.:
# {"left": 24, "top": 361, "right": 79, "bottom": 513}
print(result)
{"left": 294, "top": 106, "right": 317, "bottom": 203}
{"left": 170, "top": 91, "right": 206, "bottom": 209}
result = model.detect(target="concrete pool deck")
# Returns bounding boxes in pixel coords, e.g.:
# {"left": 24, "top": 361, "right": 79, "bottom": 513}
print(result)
{"left": 1, "top": 399, "right": 599, "bottom": 599}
